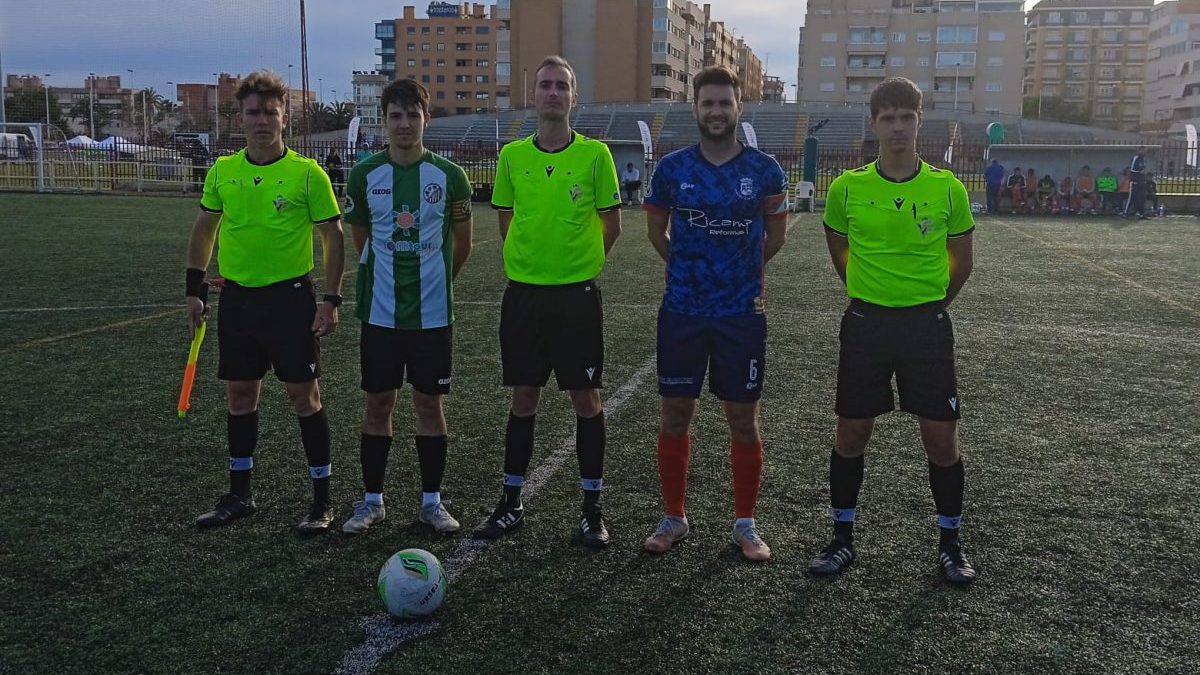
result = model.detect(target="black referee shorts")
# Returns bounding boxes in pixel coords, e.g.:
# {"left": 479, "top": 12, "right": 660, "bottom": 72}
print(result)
{"left": 217, "top": 275, "right": 320, "bottom": 383}
{"left": 500, "top": 279, "right": 603, "bottom": 390}
{"left": 835, "top": 299, "right": 960, "bottom": 421}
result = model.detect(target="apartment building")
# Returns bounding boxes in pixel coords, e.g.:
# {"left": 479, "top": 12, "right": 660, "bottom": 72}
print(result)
{"left": 1142, "top": 0, "right": 1200, "bottom": 133}
{"left": 1025, "top": 0, "right": 1152, "bottom": 132}
{"left": 800, "top": 0, "right": 1024, "bottom": 115}
{"left": 736, "top": 38, "right": 764, "bottom": 102}
{"left": 375, "top": 2, "right": 511, "bottom": 115}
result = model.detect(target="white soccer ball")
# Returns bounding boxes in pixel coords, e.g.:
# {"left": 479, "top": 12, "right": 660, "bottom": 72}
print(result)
{"left": 377, "top": 548, "right": 447, "bottom": 618}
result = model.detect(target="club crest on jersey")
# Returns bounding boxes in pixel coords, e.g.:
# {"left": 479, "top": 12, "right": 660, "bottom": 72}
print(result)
{"left": 273, "top": 195, "right": 289, "bottom": 212}
{"left": 394, "top": 207, "right": 417, "bottom": 230}
{"left": 570, "top": 183, "right": 582, "bottom": 203}
{"left": 343, "top": 196, "right": 355, "bottom": 214}
{"left": 918, "top": 217, "right": 932, "bottom": 236}
{"left": 738, "top": 177, "right": 756, "bottom": 199}
{"left": 423, "top": 183, "right": 443, "bottom": 204}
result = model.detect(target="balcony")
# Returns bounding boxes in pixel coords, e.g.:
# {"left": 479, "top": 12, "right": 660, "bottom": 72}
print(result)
{"left": 846, "top": 41, "right": 887, "bottom": 54}
{"left": 375, "top": 47, "right": 395, "bottom": 56}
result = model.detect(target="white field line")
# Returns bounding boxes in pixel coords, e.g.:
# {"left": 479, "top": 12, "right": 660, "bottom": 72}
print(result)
{"left": 333, "top": 357, "right": 657, "bottom": 675}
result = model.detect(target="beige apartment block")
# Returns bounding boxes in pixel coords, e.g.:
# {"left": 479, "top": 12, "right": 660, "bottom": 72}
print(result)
{"left": 377, "top": 3, "right": 510, "bottom": 116}
{"left": 1025, "top": 0, "right": 1152, "bottom": 132}
{"left": 1143, "top": 0, "right": 1200, "bottom": 133}
{"left": 800, "top": 0, "right": 1024, "bottom": 115}
{"left": 737, "top": 38, "right": 765, "bottom": 102}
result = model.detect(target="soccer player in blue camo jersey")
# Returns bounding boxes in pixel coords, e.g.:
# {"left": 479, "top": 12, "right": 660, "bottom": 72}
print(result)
{"left": 642, "top": 65, "right": 789, "bottom": 562}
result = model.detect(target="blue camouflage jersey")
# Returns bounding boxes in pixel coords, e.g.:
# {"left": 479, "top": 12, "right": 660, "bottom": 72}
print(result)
{"left": 644, "top": 145, "right": 788, "bottom": 317}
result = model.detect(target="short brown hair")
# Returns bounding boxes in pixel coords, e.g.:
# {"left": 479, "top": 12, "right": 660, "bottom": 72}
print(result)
{"left": 869, "top": 77, "right": 923, "bottom": 118}
{"left": 234, "top": 70, "right": 288, "bottom": 108}
{"left": 535, "top": 55, "right": 575, "bottom": 91}
{"left": 692, "top": 65, "right": 740, "bottom": 101}
{"left": 381, "top": 78, "right": 430, "bottom": 117}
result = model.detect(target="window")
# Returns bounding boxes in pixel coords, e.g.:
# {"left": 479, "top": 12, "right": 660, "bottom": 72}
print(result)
{"left": 1072, "top": 11, "right": 1088, "bottom": 23}
{"left": 455, "top": 74, "right": 470, "bottom": 83}
{"left": 476, "top": 26, "right": 489, "bottom": 34}
{"left": 437, "top": 26, "right": 445, "bottom": 35}
{"left": 848, "top": 27, "right": 886, "bottom": 44}
{"left": 987, "top": 56, "right": 1004, "bottom": 67}
{"left": 476, "top": 59, "right": 489, "bottom": 67}
{"left": 476, "top": 91, "right": 490, "bottom": 99}
{"left": 456, "top": 91, "right": 469, "bottom": 99}
{"left": 892, "top": 31, "right": 905, "bottom": 42}
{"left": 1096, "top": 103, "right": 1115, "bottom": 116}
{"left": 436, "top": 91, "right": 445, "bottom": 99}
{"left": 436, "top": 59, "right": 445, "bottom": 67}
{"left": 437, "top": 43, "right": 446, "bottom": 51}
{"left": 917, "top": 80, "right": 930, "bottom": 91}
{"left": 917, "top": 31, "right": 932, "bottom": 42}
{"left": 407, "top": 59, "right": 416, "bottom": 67}
{"left": 1099, "top": 67, "right": 1116, "bottom": 79}
{"left": 654, "top": 18, "right": 669, "bottom": 31}
{"left": 456, "top": 43, "right": 469, "bottom": 51}
{"left": 820, "top": 56, "right": 836, "bottom": 67}
{"left": 819, "top": 82, "right": 835, "bottom": 92}
{"left": 937, "top": 26, "right": 977, "bottom": 43}
{"left": 421, "top": 75, "right": 430, "bottom": 83}
{"left": 890, "top": 56, "right": 905, "bottom": 67}
{"left": 456, "top": 27, "right": 470, "bottom": 34}
{"left": 456, "top": 59, "right": 470, "bottom": 67}
{"left": 988, "top": 31, "right": 1005, "bottom": 41}
{"left": 407, "top": 42, "right": 416, "bottom": 51}
{"left": 436, "top": 75, "right": 445, "bottom": 83}
{"left": 654, "top": 0, "right": 667, "bottom": 7}
{"left": 1129, "top": 29, "right": 1144, "bottom": 41}
{"left": 476, "top": 43, "right": 489, "bottom": 51}
{"left": 1046, "top": 30, "right": 1062, "bottom": 42}
{"left": 421, "top": 26, "right": 430, "bottom": 34}
{"left": 1069, "top": 48, "right": 1087, "bottom": 61}
{"left": 935, "top": 51, "right": 976, "bottom": 67}
{"left": 1102, "top": 29, "right": 1118, "bottom": 42}
{"left": 985, "top": 81, "right": 1002, "bottom": 92}
{"left": 821, "top": 32, "right": 837, "bottom": 42}
{"left": 917, "top": 57, "right": 930, "bottom": 67}
{"left": 1043, "top": 67, "right": 1059, "bottom": 79}
{"left": 652, "top": 41, "right": 668, "bottom": 53}
{"left": 1072, "top": 30, "right": 1087, "bottom": 43}
{"left": 1103, "top": 11, "right": 1118, "bottom": 24}
{"left": 422, "top": 59, "right": 430, "bottom": 66}
{"left": 421, "top": 42, "right": 431, "bottom": 51}
{"left": 406, "top": 26, "right": 416, "bottom": 34}
{"left": 848, "top": 81, "right": 864, "bottom": 92}
{"left": 1097, "top": 85, "right": 1115, "bottom": 97}
{"left": 1046, "top": 49, "right": 1060, "bottom": 61}
{"left": 1047, "top": 11, "right": 1062, "bottom": 24}
{"left": 1131, "top": 11, "right": 1145, "bottom": 22}
{"left": 475, "top": 75, "right": 489, "bottom": 83}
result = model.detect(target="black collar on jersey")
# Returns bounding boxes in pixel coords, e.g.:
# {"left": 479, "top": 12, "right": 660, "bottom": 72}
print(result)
{"left": 694, "top": 141, "right": 747, "bottom": 169}
{"left": 533, "top": 131, "right": 576, "bottom": 154}
{"left": 874, "top": 157, "right": 922, "bottom": 184}
{"left": 246, "top": 148, "right": 288, "bottom": 166}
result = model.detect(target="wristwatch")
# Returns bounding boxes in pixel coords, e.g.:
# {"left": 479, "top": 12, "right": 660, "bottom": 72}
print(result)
{"left": 322, "top": 294, "right": 343, "bottom": 308}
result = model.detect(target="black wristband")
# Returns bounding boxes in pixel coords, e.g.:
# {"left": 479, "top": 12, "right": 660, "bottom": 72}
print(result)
{"left": 322, "top": 294, "right": 343, "bottom": 308}
{"left": 186, "top": 268, "right": 207, "bottom": 297}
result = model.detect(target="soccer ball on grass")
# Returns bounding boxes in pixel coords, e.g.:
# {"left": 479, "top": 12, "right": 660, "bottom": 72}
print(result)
{"left": 377, "top": 548, "right": 446, "bottom": 618}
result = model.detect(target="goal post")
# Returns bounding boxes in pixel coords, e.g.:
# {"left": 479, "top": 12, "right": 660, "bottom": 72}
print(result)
{"left": 0, "top": 122, "right": 46, "bottom": 192}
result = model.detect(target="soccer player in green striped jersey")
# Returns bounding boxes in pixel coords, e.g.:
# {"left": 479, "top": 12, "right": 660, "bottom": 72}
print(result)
{"left": 810, "top": 77, "right": 977, "bottom": 585}
{"left": 185, "top": 70, "right": 345, "bottom": 534}
{"left": 340, "top": 79, "right": 474, "bottom": 535}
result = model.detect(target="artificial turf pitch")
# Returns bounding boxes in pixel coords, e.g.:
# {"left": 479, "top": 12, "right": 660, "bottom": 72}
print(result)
{"left": 1, "top": 193, "right": 1197, "bottom": 674}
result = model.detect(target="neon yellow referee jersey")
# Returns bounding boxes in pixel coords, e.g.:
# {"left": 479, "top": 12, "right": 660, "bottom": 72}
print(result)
{"left": 201, "top": 148, "right": 341, "bottom": 287}
{"left": 491, "top": 132, "right": 621, "bottom": 285}
{"left": 823, "top": 160, "right": 974, "bottom": 307}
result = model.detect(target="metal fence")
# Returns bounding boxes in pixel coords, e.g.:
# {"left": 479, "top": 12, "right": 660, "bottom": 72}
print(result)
{"left": 4, "top": 135, "right": 1200, "bottom": 200}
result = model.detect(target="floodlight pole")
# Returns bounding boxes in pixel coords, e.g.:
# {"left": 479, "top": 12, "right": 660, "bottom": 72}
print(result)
{"left": 0, "top": 43, "right": 6, "bottom": 126}
{"left": 44, "top": 74, "right": 51, "bottom": 128}
{"left": 89, "top": 72, "right": 96, "bottom": 138}
{"left": 213, "top": 72, "right": 220, "bottom": 148}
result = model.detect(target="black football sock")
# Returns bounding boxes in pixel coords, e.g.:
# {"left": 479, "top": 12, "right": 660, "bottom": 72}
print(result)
{"left": 503, "top": 412, "right": 535, "bottom": 506}
{"left": 830, "top": 447, "right": 864, "bottom": 542}
{"left": 227, "top": 411, "right": 258, "bottom": 498}
{"left": 929, "top": 458, "right": 965, "bottom": 547}
{"left": 416, "top": 435, "right": 448, "bottom": 494}
{"left": 576, "top": 412, "right": 605, "bottom": 509}
{"left": 360, "top": 433, "right": 392, "bottom": 496}
{"left": 299, "top": 408, "right": 332, "bottom": 506}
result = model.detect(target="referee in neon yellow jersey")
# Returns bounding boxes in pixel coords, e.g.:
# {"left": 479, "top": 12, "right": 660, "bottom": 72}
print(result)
{"left": 473, "top": 55, "right": 623, "bottom": 548}
{"left": 184, "top": 70, "right": 345, "bottom": 535}
{"left": 810, "top": 77, "right": 977, "bottom": 585}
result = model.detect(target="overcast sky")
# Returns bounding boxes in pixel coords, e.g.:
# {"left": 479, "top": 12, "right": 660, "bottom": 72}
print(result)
{"left": 3, "top": 0, "right": 1055, "bottom": 102}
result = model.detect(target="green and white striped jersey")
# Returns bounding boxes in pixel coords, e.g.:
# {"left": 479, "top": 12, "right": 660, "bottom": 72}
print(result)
{"left": 344, "top": 150, "right": 472, "bottom": 329}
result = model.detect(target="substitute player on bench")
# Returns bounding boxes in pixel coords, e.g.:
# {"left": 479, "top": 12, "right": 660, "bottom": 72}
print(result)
{"left": 340, "top": 79, "right": 473, "bottom": 535}
{"left": 186, "top": 70, "right": 344, "bottom": 534}
{"left": 641, "top": 66, "right": 788, "bottom": 562}
{"left": 810, "top": 77, "right": 977, "bottom": 585}
{"left": 473, "top": 56, "right": 622, "bottom": 547}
